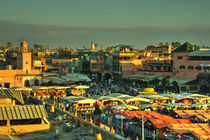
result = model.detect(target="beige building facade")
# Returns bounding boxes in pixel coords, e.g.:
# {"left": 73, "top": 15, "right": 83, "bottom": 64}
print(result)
{"left": 0, "top": 41, "right": 42, "bottom": 87}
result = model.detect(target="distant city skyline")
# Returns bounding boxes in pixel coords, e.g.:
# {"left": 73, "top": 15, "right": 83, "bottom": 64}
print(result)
{"left": 0, "top": 0, "right": 210, "bottom": 49}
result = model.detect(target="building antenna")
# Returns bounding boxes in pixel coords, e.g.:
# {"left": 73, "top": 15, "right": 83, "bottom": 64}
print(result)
{"left": 199, "top": 40, "right": 202, "bottom": 48}
{"left": 75, "top": 42, "right": 78, "bottom": 49}
{"left": 19, "top": 37, "right": 21, "bottom": 44}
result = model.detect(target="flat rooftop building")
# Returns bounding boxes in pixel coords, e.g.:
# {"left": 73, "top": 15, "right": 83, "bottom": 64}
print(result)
{"left": 0, "top": 105, "right": 50, "bottom": 134}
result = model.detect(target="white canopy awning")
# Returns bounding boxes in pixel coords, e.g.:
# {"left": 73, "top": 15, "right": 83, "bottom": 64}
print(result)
{"left": 112, "top": 105, "right": 139, "bottom": 110}
{"left": 42, "top": 77, "right": 66, "bottom": 84}
{"left": 10, "top": 87, "right": 32, "bottom": 91}
{"left": 62, "top": 73, "right": 91, "bottom": 82}
{"left": 77, "top": 98, "right": 97, "bottom": 104}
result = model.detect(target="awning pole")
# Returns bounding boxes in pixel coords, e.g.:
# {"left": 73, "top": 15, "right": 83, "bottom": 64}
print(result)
{"left": 121, "top": 115, "right": 123, "bottom": 136}
{"left": 142, "top": 115, "right": 144, "bottom": 140}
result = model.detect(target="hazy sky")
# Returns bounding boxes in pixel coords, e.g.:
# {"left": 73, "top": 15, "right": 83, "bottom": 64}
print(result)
{"left": 0, "top": 0, "right": 210, "bottom": 49}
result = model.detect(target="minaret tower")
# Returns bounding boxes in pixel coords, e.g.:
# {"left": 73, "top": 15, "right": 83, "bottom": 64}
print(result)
{"left": 91, "top": 41, "right": 95, "bottom": 51}
{"left": 17, "top": 41, "right": 32, "bottom": 74}
{"left": 21, "top": 41, "right": 28, "bottom": 52}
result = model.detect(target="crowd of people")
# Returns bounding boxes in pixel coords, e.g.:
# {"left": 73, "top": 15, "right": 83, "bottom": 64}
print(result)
{"left": 86, "top": 80, "right": 139, "bottom": 97}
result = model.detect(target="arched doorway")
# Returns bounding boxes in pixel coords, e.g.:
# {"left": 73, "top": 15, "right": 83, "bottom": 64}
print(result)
{"left": 34, "top": 79, "right": 39, "bottom": 86}
{"left": 24, "top": 80, "right": 30, "bottom": 87}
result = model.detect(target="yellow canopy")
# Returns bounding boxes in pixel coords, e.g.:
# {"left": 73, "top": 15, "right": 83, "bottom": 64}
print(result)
{"left": 124, "top": 97, "right": 150, "bottom": 102}
{"left": 68, "top": 85, "right": 90, "bottom": 89}
{"left": 139, "top": 91, "right": 159, "bottom": 95}
{"left": 143, "top": 88, "right": 155, "bottom": 92}
{"left": 138, "top": 88, "right": 159, "bottom": 95}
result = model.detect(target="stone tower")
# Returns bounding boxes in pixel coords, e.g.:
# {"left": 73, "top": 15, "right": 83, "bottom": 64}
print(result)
{"left": 21, "top": 41, "right": 28, "bottom": 52}
{"left": 17, "top": 41, "right": 32, "bottom": 74}
{"left": 91, "top": 41, "right": 95, "bottom": 51}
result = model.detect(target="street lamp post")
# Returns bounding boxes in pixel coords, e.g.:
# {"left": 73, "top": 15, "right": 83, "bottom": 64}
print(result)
{"left": 153, "top": 130, "right": 156, "bottom": 140}
{"left": 121, "top": 115, "right": 123, "bottom": 137}
{"left": 142, "top": 115, "right": 144, "bottom": 140}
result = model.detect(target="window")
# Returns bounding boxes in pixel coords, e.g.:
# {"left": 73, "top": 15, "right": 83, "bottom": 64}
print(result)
{"left": 188, "top": 66, "right": 194, "bottom": 70}
{"left": 180, "top": 65, "right": 185, "bottom": 69}
{"left": 203, "top": 66, "right": 209, "bottom": 72}
{"left": 151, "top": 66, "right": 154, "bottom": 71}
{"left": 91, "top": 56, "right": 98, "bottom": 60}
{"left": 177, "top": 56, "right": 183, "bottom": 60}
{"left": 26, "top": 61, "right": 28, "bottom": 64}
{"left": 92, "top": 64, "right": 98, "bottom": 70}
{"left": 167, "top": 67, "right": 172, "bottom": 72}
{"left": 157, "top": 66, "right": 161, "bottom": 71}
{"left": 0, "top": 120, "right": 6, "bottom": 126}
{"left": 195, "top": 66, "right": 201, "bottom": 71}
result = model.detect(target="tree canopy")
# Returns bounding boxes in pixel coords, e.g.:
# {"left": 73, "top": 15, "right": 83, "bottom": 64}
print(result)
{"left": 6, "top": 42, "right": 12, "bottom": 48}
{"left": 33, "top": 44, "right": 44, "bottom": 50}
{"left": 172, "top": 41, "right": 182, "bottom": 49}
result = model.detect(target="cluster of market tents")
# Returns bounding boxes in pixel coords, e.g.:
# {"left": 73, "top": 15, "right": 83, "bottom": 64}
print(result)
{"left": 60, "top": 93, "right": 150, "bottom": 114}
{"left": 11, "top": 85, "right": 90, "bottom": 98}
{"left": 10, "top": 86, "right": 210, "bottom": 112}
{"left": 42, "top": 73, "right": 91, "bottom": 85}
{"left": 59, "top": 90, "right": 210, "bottom": 114}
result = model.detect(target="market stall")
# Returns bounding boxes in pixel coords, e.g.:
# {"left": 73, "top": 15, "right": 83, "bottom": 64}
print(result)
{"left": 111, "top": 105, "right": 139, "bottom": 111}
{"left": 163, "top": 103, "right": 190, "bottom": 111}
{"left": 69, "top": 97, "right": 97, "bottom": 116}
{"left": 68, "top": 85, "right": 89, "bottom": 96}
{"left": 116, "top": 95, "right": 150, "bottom": 106}
{"left": 98, "top": 96, "right": 125, "bottom": 107}
{"left": 138, "top": 94, "right": 172, "bottom": 105}
{"left": 191, "top": 103, "right": 210, "bottom": 110}
{"left": 32, "top": 86, "right": 67, "bottom": 98}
